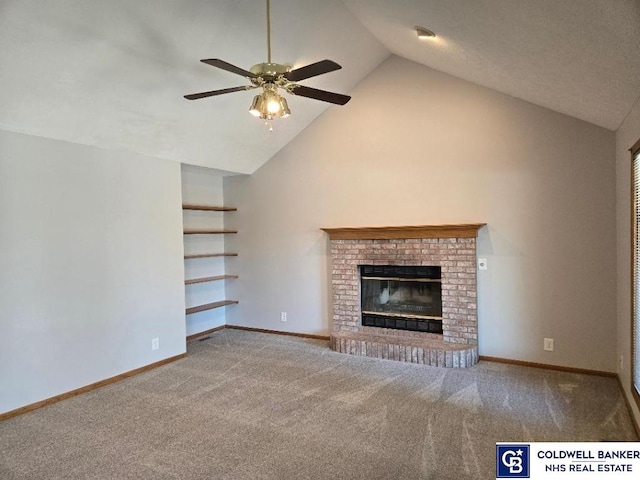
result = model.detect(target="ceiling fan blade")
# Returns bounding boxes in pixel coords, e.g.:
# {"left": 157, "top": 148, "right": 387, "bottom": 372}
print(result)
{"left": 290, "top": 85, "right": 351, "bottom": 105}
{"left": 200, "top": 59, "right": 257, "bottom": 79}
{"left": 184, "top": 86, "right": 253, "bottom": 100}
{"left": 284, "top": 59, "right": 342, "bottom": 82}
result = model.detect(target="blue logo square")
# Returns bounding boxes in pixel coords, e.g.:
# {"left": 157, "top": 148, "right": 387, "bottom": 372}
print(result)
{"left": 496, "top": 444, "right": 530, "bottom": 478}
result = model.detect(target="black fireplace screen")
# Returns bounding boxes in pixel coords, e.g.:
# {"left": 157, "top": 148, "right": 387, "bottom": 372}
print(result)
{"left": 359, "top": 265, "right": 443, "bottom": 334}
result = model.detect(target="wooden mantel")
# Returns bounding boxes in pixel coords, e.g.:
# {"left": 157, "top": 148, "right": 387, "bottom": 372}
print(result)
{"left": 320, "top": 224, "right": 486, "bottom": 240}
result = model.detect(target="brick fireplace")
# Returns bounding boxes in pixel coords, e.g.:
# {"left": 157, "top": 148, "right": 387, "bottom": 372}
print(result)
{"left": 321, "top": 224, "right": 485, "bottom": 368}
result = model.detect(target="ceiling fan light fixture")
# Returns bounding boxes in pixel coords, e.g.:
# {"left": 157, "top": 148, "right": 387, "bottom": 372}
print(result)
{"left": 279, "top": 97, "right": 291, "bottom": 118}
{"left": 415, "top": 26, "right": 436, "bottom": 40}
{"left": 248, "top": 87, "right": 291, "bottom": 120}
{"left": 266, "top": 98, "right": 282, "bottom": 115}
{"left": 262, "top": 85, "right": 283, "bottom": 115}
{"left": 249, "top": 94, "right": 265, "bottom": 117}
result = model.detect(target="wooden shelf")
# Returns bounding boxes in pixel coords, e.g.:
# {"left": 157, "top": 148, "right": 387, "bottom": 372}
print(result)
{"left": 184, "top": 229, "right": 237, "bottom": 235}
{"left": 184, "top": 253, "right": 238, "bottom": 259}
{"left": 186, "top": 300, "right": 239, "bottom": 315}
{"left": 321, "top": 223, "right": 486, "bottom": 240}
{"left": 182, "top": 204, "right": 237, "bottom": 212}
{"left": 185, "top": 275, "right": 238, "bottom": 285}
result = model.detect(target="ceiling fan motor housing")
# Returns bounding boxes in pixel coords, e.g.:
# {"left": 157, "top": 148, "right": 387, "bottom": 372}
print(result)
{"left": 250, "top": 62, "right": 290, "bottom": 78}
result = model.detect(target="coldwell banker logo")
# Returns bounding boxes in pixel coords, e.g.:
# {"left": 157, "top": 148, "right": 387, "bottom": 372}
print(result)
{"left": 496, "top": 444, "right": 530, "bottom": 478}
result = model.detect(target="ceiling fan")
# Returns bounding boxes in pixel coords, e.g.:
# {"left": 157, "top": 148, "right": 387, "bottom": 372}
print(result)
{"left": 184, "top": 0, "right": 351, "bottom": 126}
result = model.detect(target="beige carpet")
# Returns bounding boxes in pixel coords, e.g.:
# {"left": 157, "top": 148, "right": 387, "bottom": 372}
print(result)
{"left": 0, "top": 329, "right": 636, "bottom": 479}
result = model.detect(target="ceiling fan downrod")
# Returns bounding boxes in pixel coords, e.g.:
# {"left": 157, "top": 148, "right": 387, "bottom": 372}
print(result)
{"left": 266, "top": 0, "right": 272, "bottom": 64}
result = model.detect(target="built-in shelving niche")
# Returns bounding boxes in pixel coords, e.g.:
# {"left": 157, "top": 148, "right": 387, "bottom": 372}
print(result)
{"left": 182, "top": 201, "right": 238, "bottom": 338}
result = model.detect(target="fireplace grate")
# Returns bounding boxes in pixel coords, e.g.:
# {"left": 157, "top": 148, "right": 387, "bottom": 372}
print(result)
{"left": 362, "top": 313, "right": 443, "bottom": 334}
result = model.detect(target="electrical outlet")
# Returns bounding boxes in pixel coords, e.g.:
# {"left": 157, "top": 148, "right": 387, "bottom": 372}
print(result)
{"left": 280, "top": 312, "right": 287, "bottom": 322}
{"left": 152, "top": 338, "right": 159, "bottom": 350}
{"left": 478, "top": 258, "right": 487, "bottom": 270}
{"left": 543, "top": 338, "right": 554, "bottom": 352}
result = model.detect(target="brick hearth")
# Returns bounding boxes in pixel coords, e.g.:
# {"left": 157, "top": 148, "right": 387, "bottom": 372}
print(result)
{"left": 322, "top": 225, "right": 484, "bottom": 368}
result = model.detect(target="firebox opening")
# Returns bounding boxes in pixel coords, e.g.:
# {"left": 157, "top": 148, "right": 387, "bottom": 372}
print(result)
{"left": 359, "top": 265, "right": 443, "bottom": 334}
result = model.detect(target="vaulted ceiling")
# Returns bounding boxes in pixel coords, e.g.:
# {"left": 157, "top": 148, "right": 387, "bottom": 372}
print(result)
{"left": 1, "top": 0, "right": 638, "bottom": 174}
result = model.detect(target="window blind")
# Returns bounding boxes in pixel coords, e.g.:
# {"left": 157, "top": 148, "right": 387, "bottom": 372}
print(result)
{"left": 634, "top": 151, "right": 640, "bottom": 395}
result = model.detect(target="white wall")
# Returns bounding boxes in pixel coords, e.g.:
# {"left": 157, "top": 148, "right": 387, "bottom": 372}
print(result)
{"left": 616, "top": 98, "right": 640, "bottom": 425}
{"left": 181, "top": 165, "right": 232, "bottom": 337}
{"left": 0, "top": 129, "right": 186, "bottom": 415}
{"left": 224, "top": 55, "right": 617, "bottom": 372}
